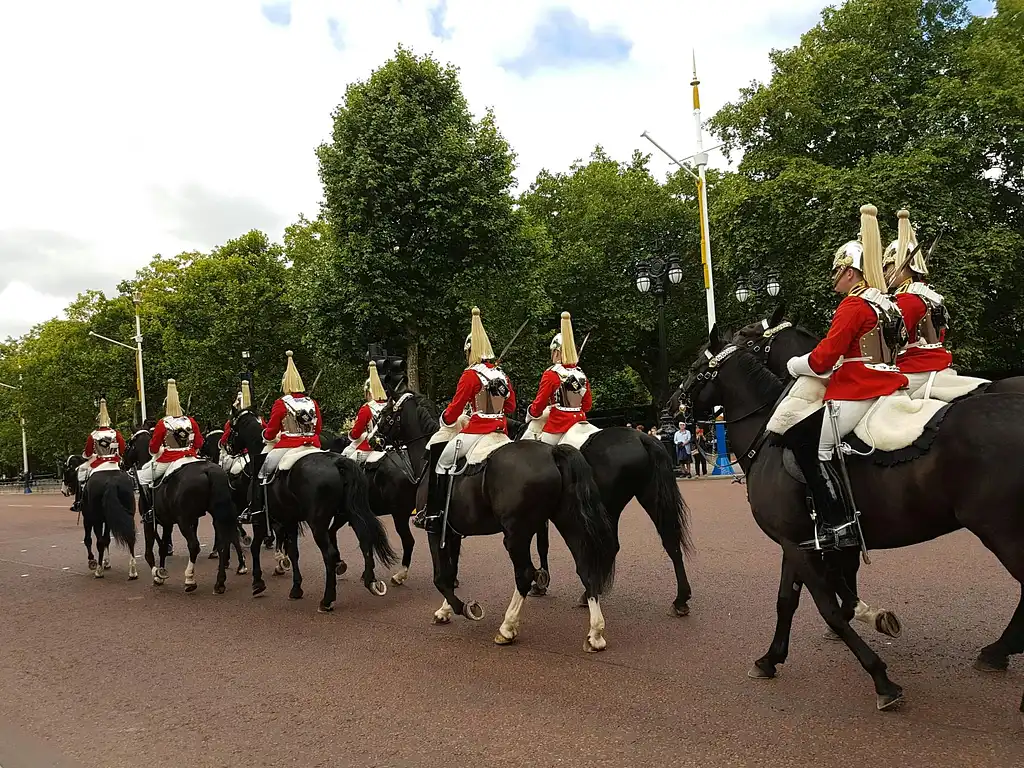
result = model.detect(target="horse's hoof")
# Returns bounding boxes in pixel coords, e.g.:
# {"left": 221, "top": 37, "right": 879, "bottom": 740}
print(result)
{"left": 273, "top": 565, "right": 285, "bottom": 576}
{"left": 289, "top": 587, "right": 304, "bottom": 600}
{"left": 390, "top": 570, "right": 408, "bottom": 586}
{"left": 336, "top": 560, "right": 348, "bottom": 576}
{"left": 876, "top": 688, "right": 904, "bottom": 711}
{"left": 432, "top": 613, "right": 451, "bottom": 625}
{"left": 88, "top": 559, "right": 98, "bottom": 571}
{"left": 93, "top": 568, "right": 104, "bottom": 579}
{"left": 533, "top": 568, "right": 550, "bottom": 590}
{"left": 103, "top": 562, "right": 111, "bottom": 570}
{"left": 585, "top": 635, "right": 607, "bottom": 653}
{"left": 748, "top": 661, "right": 777, "bottom": 680}
{"left": 369, "top": 580, "right": 387, "bottom": 597}
{"left": 156, "top": 567, "right": 169, "bottom": 580}
{"left": 973, "top": 655, "right": 1009, "bottom": 673}
{"left": 318, "top": 603, "right": 334, "bottom": 613}
{"left": 207, "top": 551, "right": 218, "bottom": 560}
{"left": 128, "top": 572, "right": 138, "bottom": 581}
{"left": 463, "top": 601, "right": 484, "bottom": 621}
{"left": 281, "top": 556, "right": 292, "bottom": 570}
{"left": 875, "top": 611, "right": 902, "bottom": 639}
{"left": 184, "top": 583, "right": 198, "bottom": 593}
{"left": 528, "top": 586, "right": 547, "bottom": 597}
{"left": 822, "top": 628, "right": 843, "bottom": 642}
{"left": 453, "top": 578, "right": 460, "bottom": 589}
{"left": 494, "top": 631, "right": 516, "bottom": 645}
{"left": 252, "top": 581, "right": 266, "bottom": 597}
{"left": 240, "top": 533, "right": 253, "bottom": 547}
{"left": 153, "top": 578, "right": 165, "bottom": 586}
{"left": 237, "top": 566, "right": 249, "bottom": 575}
{"left": 672, "top": 601, "right": 690, "bottom": 617}
{"left": 213, "top": 584, "right": 226, "bottom": 595}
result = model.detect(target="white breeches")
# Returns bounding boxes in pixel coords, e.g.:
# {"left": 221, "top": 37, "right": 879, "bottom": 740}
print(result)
{"left": 259, "top": 447, "right": 287, "bottom": 480}
{"left": 77, "top": 463, "right": 91, "bottom": 484}
{"left": 437, "top": 433, "right": 485, "bottom": 473}
{"left": 818, "top": 400, "right": 874, "bottom": 461}
{"left": 137, "top": 459, "right": 165, "bottom": 488}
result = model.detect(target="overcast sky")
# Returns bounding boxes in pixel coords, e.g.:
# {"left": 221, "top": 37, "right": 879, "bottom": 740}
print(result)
{"left": 0, "top": 0, "right": 996, "bottom": 339}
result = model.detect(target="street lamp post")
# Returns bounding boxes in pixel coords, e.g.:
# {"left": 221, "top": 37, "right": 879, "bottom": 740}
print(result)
{"left": 634, "top": 255, "right": 684, "bottom": 404}
{"left": 89, "top": 294, "right": 147, "bottom": 426}
{"left": 735, "top": 271, "right": 782, "bottom": 305}
{"left": 0, "top": 378, "right": 30, "bottom": 493}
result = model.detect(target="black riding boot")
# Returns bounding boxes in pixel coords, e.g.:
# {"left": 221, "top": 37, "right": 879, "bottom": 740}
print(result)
{"left": 72, "top": 485, "right": 84, "bottom": 512}
{"left": 793, "top": 449, "right": 862, "bottom": 551}
{"left": 243, "top": 480, "right": 265, "bottom": 524}
{"left": 413, "top": 444, "right": 446, "bottom": 531}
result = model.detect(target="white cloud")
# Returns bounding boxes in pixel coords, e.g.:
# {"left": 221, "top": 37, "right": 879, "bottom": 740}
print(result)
{"left": 0, "top": 0, "right": 829, "bottom": 338}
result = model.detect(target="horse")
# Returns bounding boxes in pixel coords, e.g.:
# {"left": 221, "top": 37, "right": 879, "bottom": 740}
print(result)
{"left": 374, "top": 394, "right": 619, "bottom": 652}
{"left": 121, "top": 425, "right": 174, "bottom": 557}
{"left": 733, "top": 304, "right": 1024, "bottom": 642}
{"left": 62, "top": 457, "right": 138, "bottom": 579}
{"left": 676, "top": 324, "right": 1024, "bottom": 713}
{"left": 524, "top": 418, "right": 693, "bottom": 616}
{"left": 142, "top": 456, "right": 241, "bottom": 594}
{"left": 226, "top": 409, "right": 396, "bottom": 612}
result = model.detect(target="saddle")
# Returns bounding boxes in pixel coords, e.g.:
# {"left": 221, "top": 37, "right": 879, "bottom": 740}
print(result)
{"left": 157, "top": 456, "right": 203, "bottom": 487}
{"left": 263, "top": 445, "right": 323, "bottom": 485}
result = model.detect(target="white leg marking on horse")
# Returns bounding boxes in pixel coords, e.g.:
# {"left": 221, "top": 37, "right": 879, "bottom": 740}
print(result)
{"left": 128, "top": 556, "right": 138, "bottom": 580}
{"left": 185, "top": 560, "right": 197, "bottom": 586}
{"left": 433, "top": 599, "right": 453, "bottom": 623}
{"left": 391, "top": 566, "right": 409, "bottom": 586}
{"left": 498, "top": 590, "right": 526, "bottom": 642}
{"left": 586, "top": 597, "right": 607, "bottom": 651}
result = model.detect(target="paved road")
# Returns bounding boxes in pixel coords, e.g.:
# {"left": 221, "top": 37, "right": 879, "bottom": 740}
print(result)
{"left": 0, "top": 483, "right": 1020, "bottom": 767}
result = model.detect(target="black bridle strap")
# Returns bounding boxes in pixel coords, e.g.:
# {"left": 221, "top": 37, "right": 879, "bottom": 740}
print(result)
{"left": 736, "top": 378, "right": 796, "bottom": 464}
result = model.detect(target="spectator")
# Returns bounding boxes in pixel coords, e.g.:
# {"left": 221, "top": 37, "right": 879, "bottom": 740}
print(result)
{"left": 674, "top": 422, "right": 692, "bottom": 478}
{"left": 692, "top": 426, "right": 708, "bottom": 476}
{"left": 636, "top": 424, "right": 645, "bottom": 433}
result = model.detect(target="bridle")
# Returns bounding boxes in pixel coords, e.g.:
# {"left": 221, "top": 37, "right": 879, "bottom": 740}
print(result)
{"left": 740, "top": 319, "right": 793, "bottom": 365}
{"left": 375, "top": 393, "right": 432, "bottom": 485}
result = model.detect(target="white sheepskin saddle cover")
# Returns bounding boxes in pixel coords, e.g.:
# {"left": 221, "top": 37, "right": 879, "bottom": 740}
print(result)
{"left": 466, "top": 432, "right": 511, "bottom": 465}
{"left": 768, "top": 377, "right": 946, "bottom": 452}
{"left": 278, "top": 445, "right": 324, "bottom": 472}
{"left": 427, "top": 414, "right": 470, "bottom": 448}
{"left": 905, "top": 369, "right": 987, "bottom": 401}
{"left": 164, "top": 455, "right": 203, "bottom": 481}
{"left": 90, "top": 462, "right": 121, "bottom": 474}
{"left": 342, "top": 442, "right": 387, "bottom": 466}
{"left": 221, "top": 453, "right": 248, "bottom": 476}
{"left": 559, "top": 421, "right": 601, "bottom": 450}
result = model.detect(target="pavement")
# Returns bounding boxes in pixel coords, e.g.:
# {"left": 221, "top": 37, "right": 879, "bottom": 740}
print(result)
{"left": 0, "top": 482, "right": 1021, "bottom": 767}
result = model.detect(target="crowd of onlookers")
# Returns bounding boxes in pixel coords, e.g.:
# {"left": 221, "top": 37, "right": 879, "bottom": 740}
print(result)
{"left": 623, "top": 414, "right": 715, "bottom": 479}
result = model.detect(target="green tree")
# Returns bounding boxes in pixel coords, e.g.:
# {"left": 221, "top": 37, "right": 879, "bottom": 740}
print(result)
{"left": 314, "top": 46, "right": 548, "bottom": 396}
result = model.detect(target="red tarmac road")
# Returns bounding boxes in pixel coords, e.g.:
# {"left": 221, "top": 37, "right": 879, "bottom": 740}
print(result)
{"left": 0, "top": 482, "right": 1021, "bottom": 767}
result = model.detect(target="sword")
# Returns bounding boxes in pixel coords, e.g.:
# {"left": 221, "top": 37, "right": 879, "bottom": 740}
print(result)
{"left": 439, "top": 437, "right": 461, "bottom": 550}
{"left": 827, "top": 402, "right": 871, "bottom": 565}
{"left": 308, "top": 370, "right": 322, "bottom": 396}
{"left": 924, "top": 227, "right": 944, "bottom": 263}
{"left": 496, "top": 319, "right": 530, "bottom": 365}
{"left": 577, "top": 330, "right": 592, "bottom": 359}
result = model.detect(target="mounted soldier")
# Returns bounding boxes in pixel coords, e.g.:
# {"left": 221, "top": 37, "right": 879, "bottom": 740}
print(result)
{"left": 138, "top": 379, "right": 203, "bottom": 491}
{"left": 783, "top": 204, "right": 909, "bottom": 551}
{"left": 524, "top": 311, "right": 593, "bottom": 445}
{"left": 345, "top": 361, "right": 389, "bottom": 462}
{"left": 250, "top": 351, "right": 322, "bottom": 518}
{"left": 883, "top": 209, "right": 987, "bottom": 400}
{"left": 219, "top": 388, "right": 243, "bottom": 451}
{"left": 413, "top": 307, "right": 516, "bottom": 531}
{"left": 73, "top": 398, "right": 126, "bottom": 512}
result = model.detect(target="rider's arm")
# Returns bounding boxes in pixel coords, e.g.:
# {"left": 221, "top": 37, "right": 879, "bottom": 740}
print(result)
{"left": 313, "top": 401, "right": 323, "bottom": 436}
{"left": 788, "top": 297, "right": 866, "bottom": 377}
{"left": 894, "top": 292, "right": 926, "bottom": 333}
{"left": 582, "top": 381, "right": 593, "bottom": 412}
{"left": 350, "top": 404, "right": 371, "bottom": 439}
{"left": 263, "top": 399, "right": 285, "bottom": 441}
{"left": 441, "top": 370, "right": 478, "bottom": 427}
{"left": 116, "top": 432, "right": 126, "bottom": 454}
{"left": 148, "top": 421, "right": 165, "bottom": 455}
{"left": 220, "top": 422, "right": 231, "bottom": 447}
{"left": 504, "top": 375, "right": 516, "bottom": 414}
{"left": 528, "top": 369, "right": 558, "bottom": 418}
{"left": 191, "top": 418, "right": 204, "bottom": 451}
{"left": 84, "top": 435, "right": 94, "bottom": 457}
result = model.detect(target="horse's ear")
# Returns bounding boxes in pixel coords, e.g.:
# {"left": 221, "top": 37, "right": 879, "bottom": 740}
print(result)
{"left": 769, "top": 302, "right": 787, "bottom": 327}
{"left": 709, "top": 323, "right": 723, "bottom": 351}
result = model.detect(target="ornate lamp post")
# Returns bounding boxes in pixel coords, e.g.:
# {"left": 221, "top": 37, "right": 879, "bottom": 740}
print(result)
{"left": 634, "top": 255, "right": 684, "bottom": 406}
{"left": 735, "top": 270, "right": 782, "bottom": 305}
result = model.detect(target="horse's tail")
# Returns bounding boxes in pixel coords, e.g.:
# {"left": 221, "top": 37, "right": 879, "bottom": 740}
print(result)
{"left": 640, "top": 433, "right": 693, "bottom": 555}
{"left": 102, "top": 474, "right": 137, "bottom": 550}
{"left": 333, "top": 456, "right": 397, "bottom": 569}
{"left": 551, "top": 444, "right": 618, "bottom": 593}
{"left": 206, "top": 465, "right": 236, "bottom": 525}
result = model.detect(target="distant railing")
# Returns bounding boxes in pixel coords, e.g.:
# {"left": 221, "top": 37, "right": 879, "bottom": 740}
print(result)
{"left": 0, "top": 479, "right": 63, "bottom": 495}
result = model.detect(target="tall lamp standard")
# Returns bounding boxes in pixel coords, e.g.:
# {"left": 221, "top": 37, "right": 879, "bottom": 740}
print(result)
{"left": 0, "top": 374, "right": 30, "bottom": 493}
{"left": 634, "top": 255, "right": 684, "bottom": 406}
{"left": 88, "top": 291, "right": 147, "bottom": 425}
{"left": 735, "top": 271, "right": 782, "bottom": 305}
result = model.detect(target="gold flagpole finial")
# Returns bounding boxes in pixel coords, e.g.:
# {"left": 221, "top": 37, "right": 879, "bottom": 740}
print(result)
{"left": 690, "top": 50, "right": 700, "bottom": 110}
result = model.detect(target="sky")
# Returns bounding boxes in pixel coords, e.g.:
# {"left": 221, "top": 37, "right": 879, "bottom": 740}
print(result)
{"left": 0, "top": 0, "right": 998, "bottom": 339}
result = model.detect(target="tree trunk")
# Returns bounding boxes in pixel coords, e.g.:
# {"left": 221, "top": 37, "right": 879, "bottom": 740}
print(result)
{"left": 406, "top": 337, "right": 421, "bottom": 394}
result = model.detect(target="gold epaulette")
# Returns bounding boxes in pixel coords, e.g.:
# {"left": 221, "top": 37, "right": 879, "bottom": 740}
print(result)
{"left": 847, "top": 280, "right": 868, "bottom": 297}
{"left": 894, "top": 278, "right": 913, "bottom": 294}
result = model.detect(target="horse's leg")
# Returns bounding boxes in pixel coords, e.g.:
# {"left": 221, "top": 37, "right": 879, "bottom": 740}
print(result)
{"left": 428, "top": 532, "right": 480, "bottom": 623}
{"left": 180, "top": 521, "right": 201, "bottom": 594}
{"left": 529, "top": 521, "right": 550, "bottom": 596}
{"left": 971, "top": 532, "right": 1024, "bottom": 671}
{"left": 83, "top": 514, "right": 96, "bottom": 571}
{"left": 92, "top": 519, "right": 107, "bottom": 579}
{"left": 748, "top": 552, "right": 803, "bottom": 679}
{"left": 313, "top": 522, "right": 337, "bottom": 612}
{"left": 250, "top": 512, "right": 268, "bottom": 596}
{"left": 389, "top": 511, "right": 414, "bottom": 586}
{"left": 822, "top": 552, "right": 901, "bottom": 641}
{"left": 286, "top": 523, "right": 303, "bottom": 600}
{"left": 495, "top": 532, "right": 537, "bottom": 645}
{"left": 635, "top": 485, "right": 692, "bottom": 617}
{"left": 792, "top": 545, "right": 903, "bottom": 710}
{"left": 101, "top": 520, "right": 111, "bottom": 570}
{"left": 209, "top": 523, "right": 221, "bottom": 560}
{"left": 450, "top": 535, "right": 462, "bottom": 590}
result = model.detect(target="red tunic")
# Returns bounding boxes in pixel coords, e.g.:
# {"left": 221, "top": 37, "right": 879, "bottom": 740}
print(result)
{"left": 350, "top": 401, "right": 386, "bottom": 451}
{"left": 528, "top": 366, "right": 592, "bottom": 433}
{"left": 263, "top": 394, "right": 322, "bottom": 449}
{"left": 84, "top": 429, "right": 126, "bottom": 469}
{"left": 894, "top": 292, "right": 953, "bottom": 374}
{"left": 807, "top": 294, "right": 908, "bottom": 401}
{"left": 149, "top": 417, "right": 203, "bottom": 463}
{"left": 441, "top": 363, "right": 516, "bottom": 435}
{"left": 219, "top": 419, "right": 231, "bottom": 448}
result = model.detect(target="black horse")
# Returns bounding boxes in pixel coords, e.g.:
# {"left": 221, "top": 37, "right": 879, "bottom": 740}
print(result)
{"left": 733, "top": 304, "right": 1024, "bottom": 641}
{"left": 62, "top": 457, "right": 138, "bottom": 580}
{"left": 677, "top": 325, "right": 1024, "bottom": 713}
{"left": 121, "top": 425, "right": 174, "bottom": 557}
{"left": 375, "top": 394, "right": 619, "bottom": 651}
{"left": 227, "top": 409, "right": 396, "bottom": 612}
{"left": 198, "top": 428, "right": 253, "bottom": 570}
{"left": 527, "top": 422, "right": 693, "bottom": 615}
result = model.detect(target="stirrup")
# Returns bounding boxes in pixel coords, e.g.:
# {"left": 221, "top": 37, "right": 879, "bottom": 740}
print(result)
{"left": 413, "top": 508, "right": 430, "bottom": 530}
{"left": 799, "top": 522, "right": 860, "bottom": 552}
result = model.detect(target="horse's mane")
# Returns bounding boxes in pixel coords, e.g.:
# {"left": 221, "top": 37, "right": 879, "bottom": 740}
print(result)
{"left": 407, "top": 394, "right": 441, "bottom": 434}
{"left": 732, "top": 348, "right": 785, "bottom": 400}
